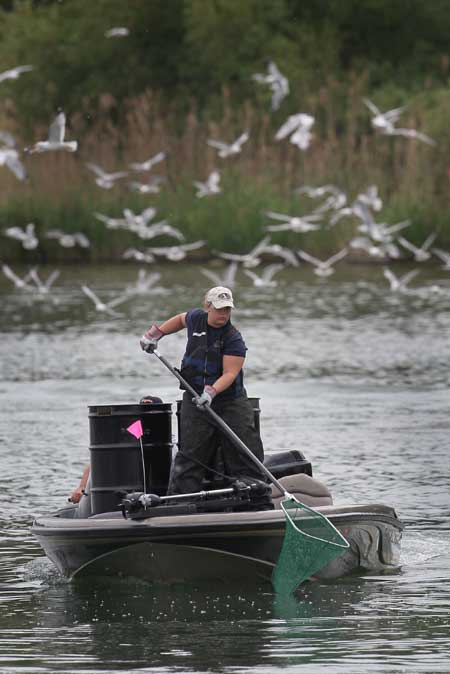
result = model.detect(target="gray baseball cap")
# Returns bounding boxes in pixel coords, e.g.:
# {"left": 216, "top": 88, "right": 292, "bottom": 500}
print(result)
{"left": 206, "top": 286, "right": 234, "bottom": 309}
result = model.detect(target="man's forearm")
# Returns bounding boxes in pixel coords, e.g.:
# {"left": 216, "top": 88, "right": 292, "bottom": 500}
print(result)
{"left": 79, "top": 465, "right": 90, "bottom": 490}
{"left": 212, "top": 371, "right": 239, "bottom": 394}
{"left": 159, "top": 313, "right": 186, "bottom": 334}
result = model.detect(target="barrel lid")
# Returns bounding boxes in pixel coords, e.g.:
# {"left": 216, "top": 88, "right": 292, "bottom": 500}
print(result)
{"left": 88, "top": 402, "right": 172, "bottom": 415}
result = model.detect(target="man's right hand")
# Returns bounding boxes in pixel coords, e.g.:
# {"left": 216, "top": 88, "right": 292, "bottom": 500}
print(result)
{"left": 140, "top": 324, "right": 165, "bottom": 352}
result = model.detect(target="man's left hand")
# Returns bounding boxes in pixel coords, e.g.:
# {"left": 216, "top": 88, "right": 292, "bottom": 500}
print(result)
{"left": 69, "top": 487, "right": 84, "bottom": 503}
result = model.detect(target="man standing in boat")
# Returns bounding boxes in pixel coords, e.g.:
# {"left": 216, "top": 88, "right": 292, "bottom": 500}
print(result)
{"left": 140, "top": 286, "right": 265, "bottom": 495}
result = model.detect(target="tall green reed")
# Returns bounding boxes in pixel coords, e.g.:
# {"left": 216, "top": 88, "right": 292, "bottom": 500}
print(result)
{"left": 0, "top": 77, "right": 448, "bottom": 264}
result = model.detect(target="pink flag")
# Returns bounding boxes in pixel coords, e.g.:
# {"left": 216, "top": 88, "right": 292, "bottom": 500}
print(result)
{"left": 127, "top": 419, "right": 143, "bottom": 439}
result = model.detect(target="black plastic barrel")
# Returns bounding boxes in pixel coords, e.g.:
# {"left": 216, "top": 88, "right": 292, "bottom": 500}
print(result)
{"left": 89, "top": 403, "right": 172, "bottom": 515}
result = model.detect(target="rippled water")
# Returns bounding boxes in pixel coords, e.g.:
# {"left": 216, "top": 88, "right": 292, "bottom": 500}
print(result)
{"left": 1, "top": 262, "right": 449, "bottom": 673}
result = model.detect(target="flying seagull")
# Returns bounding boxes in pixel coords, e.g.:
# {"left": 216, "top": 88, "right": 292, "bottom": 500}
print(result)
{"left": 125, "top": 270, "right": 163, "bottom": 296}
{"left": 105, "top": 27, "right": 129, "bottom": 38}
{"left": 81, "top": 284, "right": 133, "bottom": 315}
{"left": 295, "top": 184, "right": 347, "bottom": 216}
{"left": 129, "top": 151, "right": 166, "bottom": 172}
{"left": 93, "top": 211, "right": 128, "bottom": 230}
{"left": 28, "top": 268, "right": 60, "bottom": 294}
{"left": 0, "top": 130, "right": 16, "bottom": 147}
{"left": 264, "top": 210, "right": 322, "bottom": 233}
{"left": 25, "top": 110, "right": 78, "bottom": 154}
{"left": 207, "top": 131, "right": 249, "bottom": 158}
{"left": 354, "top": 185, "right": 383, "bottom": 212}
{"left": 128, "top": 175, "right": 165, "bottom": 194}
{"left": 0, "top": 129, "right": 26, "bottom": 180}
{"left": 145, "top": 240, "right": 206, "bottom": 262}
{"left": 297, "top": 248, "right": 348, "bottom": 277}
{"left": 122, "top": 248, "right": 156, "bottom": 264}
{"left": 363, "top": 99, "right": 436, "bottom": 146}
{"left": 0, "top": 146, "right": 27, "bottom": 181}
{"left": 85, "top": 163, "right": 128, "bottom": 189}
{"left": 243, "top": 263, "right": 285, "bottom": 287}
{"left": 4, "top": 222, "right": 38, "bottom": 250}
{"left": 2, "top": 264, "right": 35, "bottom": 290}
{"left": 349, "top": 236, "right": 386, "bottom": 259}
{"left": 0, "top": 65, "right": 33, "bottom": 83}
{"left": 383, "top": 267, "right": 420, "bottom": 292}
{"left": 132, "top": 219, "right": 185, "bottom": 243}
{"left": 45, "top": 229, "right": 90, "bottom": 248}
{"left": 193, "top": 170, "right": 221, "bottom": 198}
{"left": 123, "top": 206, "right": 157, "bottom": 231}
{"left": 397, "top": 233, "right": 437, "bottom": 262}
{"left": 252, "top": 61, "right": 289, "bottom": 111}
{"left": 215, "top": 237, "right": 299, "bottom": 268}
{"left": 200, "top": 261, "right": 238, "bottom": 289}
{"left": 256, "top": 240, "right": 300, "bottom": 267}
{"left": 213, "top": 236, "right": 273, "bottom": 268}
{"left": 431, "top": 247, "right": 450, "bottom": 271}
{"left": 275, "top": 113, "right": 315, "bottom": 150}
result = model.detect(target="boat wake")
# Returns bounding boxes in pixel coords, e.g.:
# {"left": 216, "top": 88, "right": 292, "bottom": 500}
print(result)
{"left": 20, "top": 556, "right": 67, "bottom": 587}
{"left": 400, "top": 531, "right": 450, "bottom": 566}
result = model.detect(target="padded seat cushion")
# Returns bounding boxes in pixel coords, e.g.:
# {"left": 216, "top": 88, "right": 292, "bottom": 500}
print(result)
{"left": 271, "top": 474, "right": 333, "bottom": 508}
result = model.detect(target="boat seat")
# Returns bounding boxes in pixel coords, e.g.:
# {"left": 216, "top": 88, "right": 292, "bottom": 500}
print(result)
{"left": 271, "top": 474, "right": 333, "bottom": 508}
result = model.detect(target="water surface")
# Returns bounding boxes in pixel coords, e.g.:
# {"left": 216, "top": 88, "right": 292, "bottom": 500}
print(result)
{"left": 1, "top": 262, "right": 449, "bottom": 673}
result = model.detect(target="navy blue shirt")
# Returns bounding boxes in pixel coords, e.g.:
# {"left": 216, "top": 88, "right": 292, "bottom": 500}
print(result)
{"left": 181, "top": 309, "right": 247, "bottom": 399}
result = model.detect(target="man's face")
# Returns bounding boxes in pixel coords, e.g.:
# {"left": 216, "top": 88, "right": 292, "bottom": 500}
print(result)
{"left": 207, "top": 305, "right": 231, "bottom": 327}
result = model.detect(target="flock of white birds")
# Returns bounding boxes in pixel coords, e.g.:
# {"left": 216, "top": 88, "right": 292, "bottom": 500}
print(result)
{"left": 1, "top": 41, "right": 449, "bottom": 315}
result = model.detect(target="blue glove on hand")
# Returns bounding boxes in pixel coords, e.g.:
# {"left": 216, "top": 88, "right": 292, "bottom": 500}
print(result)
{"left": 140, "top": 324, "right": 165, "bottom": 353}
{"left": 194, "top": 385, "right": 217, "bottom": 408}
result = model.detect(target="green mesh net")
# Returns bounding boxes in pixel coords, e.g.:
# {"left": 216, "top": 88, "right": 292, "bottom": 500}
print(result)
{"left": 272, "top": 498, "right": 350, "bottom": 595}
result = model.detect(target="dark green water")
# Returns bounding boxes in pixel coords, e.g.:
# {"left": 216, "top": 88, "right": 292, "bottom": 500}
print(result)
{"left": 1, "top": 262, "right": 449, "bottom": 673}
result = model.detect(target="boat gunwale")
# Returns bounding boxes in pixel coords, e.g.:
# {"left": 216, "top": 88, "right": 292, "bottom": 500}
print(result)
{"left": 32, "top": 503, "right": 404, "bottom": 540}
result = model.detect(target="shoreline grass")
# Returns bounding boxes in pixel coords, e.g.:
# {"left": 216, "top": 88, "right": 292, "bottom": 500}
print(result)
{"left": 1, "top": 81, "right": 449, "bottom": 265}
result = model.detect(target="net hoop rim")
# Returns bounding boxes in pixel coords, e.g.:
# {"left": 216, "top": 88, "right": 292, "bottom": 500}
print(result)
{"left": 281, "top": 497, "right": 350, "bottom": 550}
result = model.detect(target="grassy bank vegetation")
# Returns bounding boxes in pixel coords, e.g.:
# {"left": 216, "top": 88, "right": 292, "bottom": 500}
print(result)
{"left": 1, "top": 1, "right": 450, "bottom": 264}
{"left": 1, "top": 80, "right": 449, "bottom": 264}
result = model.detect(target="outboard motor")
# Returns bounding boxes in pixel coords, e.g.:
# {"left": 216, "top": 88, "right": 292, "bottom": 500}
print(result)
{"left": 264, "top": 450, "right": 313, "bottom": 478}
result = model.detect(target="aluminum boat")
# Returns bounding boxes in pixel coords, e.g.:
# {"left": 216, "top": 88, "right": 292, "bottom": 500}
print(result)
{"left": 32, "top": 401, "right": 403, "bottom": 586}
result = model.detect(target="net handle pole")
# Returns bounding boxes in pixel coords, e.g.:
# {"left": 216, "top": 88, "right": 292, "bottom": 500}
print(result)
{"left": 151, "top": 349, "right": 287, "bottom": 497}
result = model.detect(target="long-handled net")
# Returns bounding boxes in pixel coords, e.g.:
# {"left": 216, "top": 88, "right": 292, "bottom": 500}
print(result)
{"left": 272, "top": 498, "right": 350, "bottom": 595}
{"left": 151, "top": 349, "right": 349, "bottom": 595}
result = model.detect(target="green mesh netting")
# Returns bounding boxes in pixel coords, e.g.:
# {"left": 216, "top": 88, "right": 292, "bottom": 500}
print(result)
{"left": 272, "top": 498, "right": 350, "bottom": 595}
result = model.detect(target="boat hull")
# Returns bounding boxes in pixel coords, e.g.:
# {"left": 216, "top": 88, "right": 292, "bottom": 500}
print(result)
{"left": 32, "top": 504, "right": 403, "bottom": 584}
